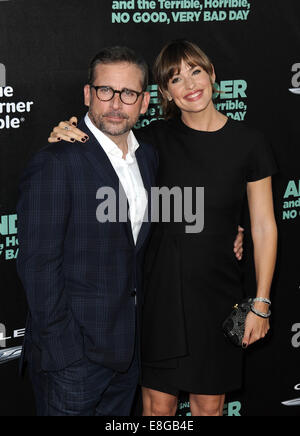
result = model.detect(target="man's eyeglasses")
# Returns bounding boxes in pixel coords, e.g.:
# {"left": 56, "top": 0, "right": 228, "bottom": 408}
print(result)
{"left": 90, "top": 85, "right": 144, "bottom": 105}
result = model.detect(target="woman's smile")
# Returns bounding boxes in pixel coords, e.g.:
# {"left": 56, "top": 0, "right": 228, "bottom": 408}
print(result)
{"left": 184, "top": 89, "right": 204, "bottom": 102}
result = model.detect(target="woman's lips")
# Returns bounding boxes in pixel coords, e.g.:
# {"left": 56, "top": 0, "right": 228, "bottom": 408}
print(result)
{"left": 184, "top": 90, "right": 204, "bottom": 101}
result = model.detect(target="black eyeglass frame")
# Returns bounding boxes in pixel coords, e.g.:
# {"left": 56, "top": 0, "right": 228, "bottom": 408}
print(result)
{"left": 90, "top": 85, "right": 144, "bottom": 105}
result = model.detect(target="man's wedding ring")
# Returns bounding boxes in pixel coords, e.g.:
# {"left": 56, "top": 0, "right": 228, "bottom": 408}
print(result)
{"left": 64, "top": 126, "right": 71, "bottom": 131}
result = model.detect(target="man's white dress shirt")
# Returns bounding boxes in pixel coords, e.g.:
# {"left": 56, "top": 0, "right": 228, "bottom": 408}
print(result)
{"left": 85, "top": 113, "right": 148, "bottom": 245}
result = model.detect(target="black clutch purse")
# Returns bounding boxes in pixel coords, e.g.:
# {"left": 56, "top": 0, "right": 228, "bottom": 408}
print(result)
{"left": 222, "top": 297, "right": 254, "bottom": 347}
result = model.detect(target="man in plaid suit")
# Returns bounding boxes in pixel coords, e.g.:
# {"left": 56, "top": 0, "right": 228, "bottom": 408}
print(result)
{"left": 17, "top": 47, "right": 157, "bottom": 416}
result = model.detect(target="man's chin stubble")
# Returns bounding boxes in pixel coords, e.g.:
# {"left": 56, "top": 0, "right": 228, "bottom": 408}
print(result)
{"left": 101, "top": 123, "right": 131, "bottom": 137}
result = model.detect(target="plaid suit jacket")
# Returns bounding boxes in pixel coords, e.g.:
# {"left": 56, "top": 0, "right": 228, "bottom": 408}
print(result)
{"left": 17, "top": 119, "right": 158, "bottom": 372}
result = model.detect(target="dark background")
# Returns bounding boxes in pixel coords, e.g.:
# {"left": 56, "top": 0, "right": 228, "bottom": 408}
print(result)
{"left": 0, "top": 0, "right": 299, "bottom": 416}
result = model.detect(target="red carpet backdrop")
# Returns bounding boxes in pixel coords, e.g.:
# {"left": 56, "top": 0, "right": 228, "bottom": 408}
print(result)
{"left": 0, "top": 0, "right": 299, "bottom": 416}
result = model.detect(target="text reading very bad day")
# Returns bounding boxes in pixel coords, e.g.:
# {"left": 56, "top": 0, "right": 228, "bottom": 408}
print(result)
{"left": 112, "top": 0, "right": 251, "bottom": 23}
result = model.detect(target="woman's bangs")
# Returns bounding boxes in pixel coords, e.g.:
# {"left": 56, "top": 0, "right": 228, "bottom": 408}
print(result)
{"left": 164, "top": 49, "right": 205, "bottom": 86}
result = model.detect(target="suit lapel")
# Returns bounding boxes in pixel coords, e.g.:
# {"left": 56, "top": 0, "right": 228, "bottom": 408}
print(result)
{"left": 80, "top": 120, "right": 152, "bottom": 251}
{"left": 82, "top": 128, "right": 120, "bottom": 191}
{"left": 80, "top": 120, "right": 135, "bottom": 247}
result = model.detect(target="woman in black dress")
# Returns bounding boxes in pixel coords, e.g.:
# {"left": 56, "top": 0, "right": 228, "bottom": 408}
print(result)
{"left": 48, "top": 40, "right": 278, "bottom": 416}
{"left": 138, "top": 41, "right": 277, "bottom": 416}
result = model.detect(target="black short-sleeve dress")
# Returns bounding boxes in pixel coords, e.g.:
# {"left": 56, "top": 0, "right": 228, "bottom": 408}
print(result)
{"left": 136, "top": 117, "right": 278, "bottom": 396}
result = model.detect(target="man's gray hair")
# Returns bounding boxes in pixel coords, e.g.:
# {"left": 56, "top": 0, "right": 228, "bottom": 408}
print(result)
{"left": 88, "top": 46, "right": 149, "bottom": 91}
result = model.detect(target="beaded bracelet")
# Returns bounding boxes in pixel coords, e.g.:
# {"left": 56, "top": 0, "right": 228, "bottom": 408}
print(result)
{"left": 251, "top": 305, "right": 271, "bottom": 319}
{"left": 253, "top": 297, "right": 271, "bottom": 306}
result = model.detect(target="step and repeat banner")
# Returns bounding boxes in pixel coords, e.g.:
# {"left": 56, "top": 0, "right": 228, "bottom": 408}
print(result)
{"left": 0, "top": 0, "right": 300, "bottom": 416}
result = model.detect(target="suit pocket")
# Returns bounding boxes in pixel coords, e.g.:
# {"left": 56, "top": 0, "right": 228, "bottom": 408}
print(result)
{"left": 47, "top": 355, "right": 88, "bottom": 381}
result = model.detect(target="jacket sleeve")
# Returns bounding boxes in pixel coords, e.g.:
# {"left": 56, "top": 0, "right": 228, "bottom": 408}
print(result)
{"left": 16, "top": 149, "right": 84, "bottom": 371}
